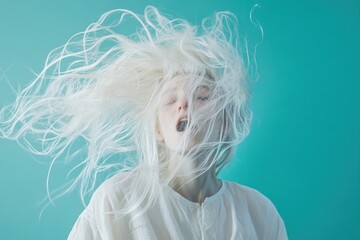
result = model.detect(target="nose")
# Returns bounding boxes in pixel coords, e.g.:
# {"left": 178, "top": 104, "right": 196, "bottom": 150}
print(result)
{"left": 177, "top": 98, "right": 188, "bottom": 111}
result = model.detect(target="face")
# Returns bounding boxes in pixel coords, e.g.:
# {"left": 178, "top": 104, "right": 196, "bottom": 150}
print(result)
{"left": 157, "top": 75, "right": 213, "bottom": 154}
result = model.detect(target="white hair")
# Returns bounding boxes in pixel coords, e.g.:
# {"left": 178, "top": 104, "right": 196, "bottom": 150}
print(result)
{"left": 0, "top": 6, "right": 251, "bottom": 215}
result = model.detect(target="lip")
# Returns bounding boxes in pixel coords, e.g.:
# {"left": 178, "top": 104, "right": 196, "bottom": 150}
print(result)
{"left": 176, "top": 115, "right": 188, "bottom": 127}
{"left": 176, "top": 115, "right": 190, "bottom": 132}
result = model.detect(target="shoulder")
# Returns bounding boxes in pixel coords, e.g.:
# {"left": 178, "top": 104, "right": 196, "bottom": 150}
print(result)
{"left": 88, "top": 171, "right": 133, "bottom": 210}
{"left": 225, "top": 181, "right": 273, "bottom": 207}
{"left": 224, "top": 181, "right": 288, "bottom": 240}
{"left": 68, "top": 172, "right": 135, "bottom": 239}
{"left": 92, "top": 172, "right": 130, "bottom": 196}
{"left": 224, "top": 181, "right": 280, "bottom": 216}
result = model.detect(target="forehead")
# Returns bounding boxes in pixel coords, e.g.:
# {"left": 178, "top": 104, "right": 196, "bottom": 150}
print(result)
{"left": 161, "top": 74, "right": 212, "bottom": 93}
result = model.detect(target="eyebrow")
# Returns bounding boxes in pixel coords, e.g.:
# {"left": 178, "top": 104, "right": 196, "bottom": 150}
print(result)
{"left": 162, "top": 85, "right": 210, "bottom": 95}
{"left": 162, "top": 86, "right": 177, "bottom": 95}
{"left": 163, "top": 84, "right": 211, "bottom": 94}
{"left": 196, "top": 85, "right": 210, "bottom": 91}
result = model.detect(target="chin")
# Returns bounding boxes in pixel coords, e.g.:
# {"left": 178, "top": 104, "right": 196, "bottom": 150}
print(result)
{"left": 173, "top": 139, "right": 202, "bottom": 156}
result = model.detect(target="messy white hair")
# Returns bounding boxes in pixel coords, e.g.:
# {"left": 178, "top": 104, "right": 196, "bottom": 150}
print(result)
{"left": 0, "top": 6, "right": 251, "bottom": 215}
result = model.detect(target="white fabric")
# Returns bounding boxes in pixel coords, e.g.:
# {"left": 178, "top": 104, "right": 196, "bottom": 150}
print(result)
{"left": 68, "top": 173, "right": 288, "bottom": 240}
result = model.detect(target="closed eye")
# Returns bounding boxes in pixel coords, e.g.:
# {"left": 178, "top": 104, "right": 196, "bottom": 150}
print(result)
{"left": 196, "top": 96, "right": 209, "bottom": 101}
{"left": 165, "top": 98, "right": 176, "bottom": 105}
{"left": 195, "top": 85, "right": 211, "bottom": 102}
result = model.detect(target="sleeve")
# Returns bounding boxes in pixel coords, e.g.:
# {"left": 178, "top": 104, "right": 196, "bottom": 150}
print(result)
{"left": 67, "top": 174, "right": 129, "bottom": 239}
{"left": 67, "top": 180, "right": 109, "bottom": 240}
{"left": 245, "top": 187, "right": 288, "bottom": 240}
{"left": 67, "top": 209, "right": 101, "bottom": 240}
{"left": 264, "top": 206, "right": 288, "bottom": 240}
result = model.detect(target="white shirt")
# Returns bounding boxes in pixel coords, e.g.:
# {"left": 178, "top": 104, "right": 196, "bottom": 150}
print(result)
{"left": 68, "top": 173, "right": 288, "bottom": 240}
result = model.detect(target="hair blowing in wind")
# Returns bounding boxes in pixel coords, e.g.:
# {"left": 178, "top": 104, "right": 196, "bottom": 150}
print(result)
{"left": 0, "top": 6, "right": 251, "bottom": 214}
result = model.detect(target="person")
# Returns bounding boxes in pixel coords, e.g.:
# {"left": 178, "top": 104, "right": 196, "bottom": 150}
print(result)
{"left": 0, "top": 6, "right": 287, "bottom": 239}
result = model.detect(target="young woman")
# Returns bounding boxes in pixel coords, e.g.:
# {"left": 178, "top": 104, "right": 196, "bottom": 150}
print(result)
{"left": 0, "top": 6, "right": 287, "bottom": 239}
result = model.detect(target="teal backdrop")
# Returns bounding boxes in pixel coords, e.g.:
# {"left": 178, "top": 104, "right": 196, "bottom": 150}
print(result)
{"left": 0, "top": 0, "right": 359, "bottom": 239}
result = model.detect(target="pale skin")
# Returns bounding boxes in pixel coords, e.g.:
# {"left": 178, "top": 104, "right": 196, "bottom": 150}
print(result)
{"left": 157, "top": 75, "right": 222, "bottom": 204}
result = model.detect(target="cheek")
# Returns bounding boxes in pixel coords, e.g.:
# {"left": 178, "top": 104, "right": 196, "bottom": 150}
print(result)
{"left": 158, "top": 110, "right": 171, "bottom": 133}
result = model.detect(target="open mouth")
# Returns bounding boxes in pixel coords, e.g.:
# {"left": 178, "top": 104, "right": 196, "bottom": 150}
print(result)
{"left": 176, "top": 119, "right": 188, "bottom": 132}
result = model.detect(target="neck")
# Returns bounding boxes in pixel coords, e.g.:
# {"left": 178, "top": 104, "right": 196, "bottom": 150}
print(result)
{"left": 169, "top": 165, "right": 222, "bottom": 204}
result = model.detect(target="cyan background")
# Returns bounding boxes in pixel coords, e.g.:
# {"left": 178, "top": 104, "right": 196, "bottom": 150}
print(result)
{"left": 0, "top": 0, "right": 359, "bottom": 239}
